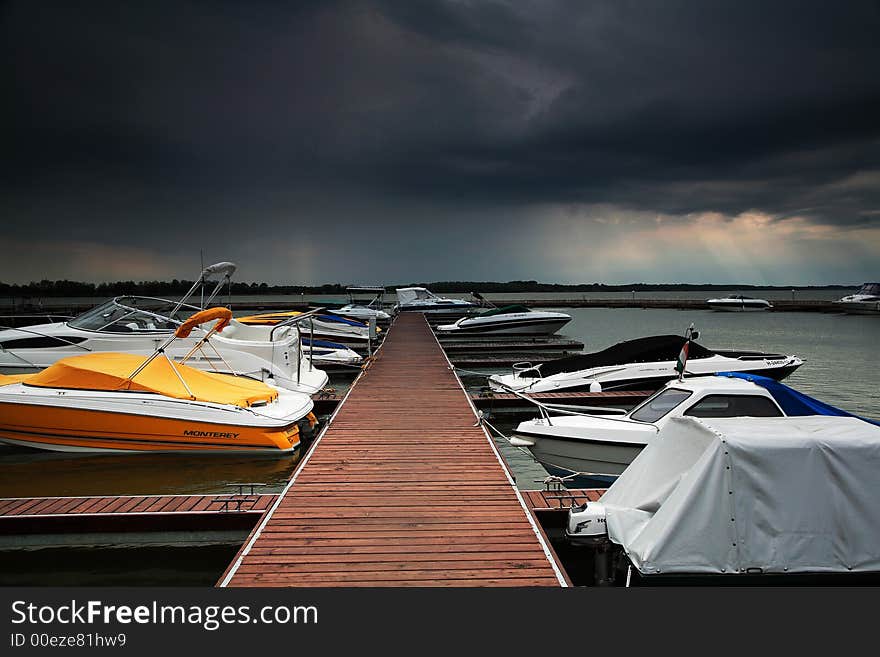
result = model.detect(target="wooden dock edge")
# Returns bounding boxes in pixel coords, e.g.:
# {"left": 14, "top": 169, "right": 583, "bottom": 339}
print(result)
{"left": 430, "top": 316, "right": 571, "bottom": 587}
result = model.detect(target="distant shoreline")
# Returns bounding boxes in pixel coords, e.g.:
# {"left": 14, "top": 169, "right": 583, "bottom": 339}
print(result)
{"left": 0, "top": 280, "right": 859, "bottom": 299}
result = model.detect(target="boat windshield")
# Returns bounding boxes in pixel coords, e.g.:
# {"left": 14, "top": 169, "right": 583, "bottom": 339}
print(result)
{"left": 629, "top": 388, "right": 693, "bottom": 423}
{"left": 858, "top": 283, "right": 880, "bottom": 296}
{"left": 67, "top": 297, "right": 200, "bottom": 333}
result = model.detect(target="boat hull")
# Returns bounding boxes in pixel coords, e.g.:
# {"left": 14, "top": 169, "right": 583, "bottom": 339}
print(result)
{"left": 836, "top": 301, "right": 880, "bottom": 315}
{"left": 707, "top": 302, "right": 772, "bottom": 311}
{"left": 490, "top": 362, "right": 803, "bottom": 394}
{"left": 516, "top": 429, "right": 641, "bottom": 477}
{"left": 0, "top": 402, "right": 302, "bottom": 454}
{"left": 437, "top": 317, "right": 571, "bottom": 335}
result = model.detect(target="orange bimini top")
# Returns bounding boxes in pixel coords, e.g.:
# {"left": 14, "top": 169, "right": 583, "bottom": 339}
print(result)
{"left": 22, "top": 353, "right": 277, "bottom": 408}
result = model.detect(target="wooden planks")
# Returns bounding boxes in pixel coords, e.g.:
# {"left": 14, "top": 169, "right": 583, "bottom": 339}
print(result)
{"left": 221, "top": 313, "right": 568, "bottom": 587}
{"left": 0, "top": 494, "right": 277, "bottom": 518}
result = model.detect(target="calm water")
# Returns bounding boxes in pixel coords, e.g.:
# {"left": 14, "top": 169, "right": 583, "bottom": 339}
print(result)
{"left": 0, "top": 287, "right": 858, "bottom": 310}
{"left": 1, "top": 298, "right": 877, "bottom": 584}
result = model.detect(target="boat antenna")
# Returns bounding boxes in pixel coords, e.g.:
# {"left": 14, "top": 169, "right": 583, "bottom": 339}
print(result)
{"left": 199, "top": 250, "right": 205, "bottom": 309}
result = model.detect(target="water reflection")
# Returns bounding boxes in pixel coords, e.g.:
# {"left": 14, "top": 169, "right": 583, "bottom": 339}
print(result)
{"left": 0, "top": 446, "right": 301, "bottom": 497}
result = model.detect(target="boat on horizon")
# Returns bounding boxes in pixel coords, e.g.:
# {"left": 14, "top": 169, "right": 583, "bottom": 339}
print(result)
{"left": 0, "top": 308, "right": 316, "bottom": 454}
{"left": 834, "top": 283, "right": 880, "bottom": 315}
{"left": 706, "top": 294, "right": 773, "bottom": 311}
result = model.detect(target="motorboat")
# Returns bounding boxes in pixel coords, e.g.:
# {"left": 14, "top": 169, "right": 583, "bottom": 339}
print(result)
{"left": 510, "top": 372, "right": 871, "bottom": 479}
{"left": 301, "top": 338, "right": 363, "bottom": 367}
{"left": 0, "top": 309, "right": 316, "bottom": 453}
{"left": 706, "top": 294, "right": 773, "bottom": 311}
{"left": 835, "top": 283, "right": 880, "bottom": 315}
{"left": 236, "top": 310, "right": 376, "bottom": 343}
{"left": 392, "top": 287, "right": 479, "bottom": 314}
{"left": 565, "top": 415, "right": 880, "bottom": 585}
{"left": 332, "top": 286, "right": 391, "bottom": 322}
{"left": 0, "top": 263, "right": 330, "bottom": 395}
{"left": 488, "top": 331, "right": 803, "bottom": 393}
{"left": 436, "top": 303, "right": 572, "bottom": 336}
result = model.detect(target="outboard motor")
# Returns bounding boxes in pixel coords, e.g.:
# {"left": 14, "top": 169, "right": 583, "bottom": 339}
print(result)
{"left": 566, "top": 502, "right": 608, "bottom": 547}
{"left": 567, "top": 502, "right": 618, "bottom": 586}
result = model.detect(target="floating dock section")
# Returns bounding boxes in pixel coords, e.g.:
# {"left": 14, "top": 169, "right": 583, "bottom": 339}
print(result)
{"left": 0, "top": 493, "right": 277, "bottom": 548}
{"left": 220, "top": 313, "right": 568, "bottom": 587}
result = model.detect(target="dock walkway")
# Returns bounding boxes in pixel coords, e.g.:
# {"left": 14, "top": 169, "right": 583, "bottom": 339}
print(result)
{"left": 220, "top": 313, "right": 568, "bottom": 587}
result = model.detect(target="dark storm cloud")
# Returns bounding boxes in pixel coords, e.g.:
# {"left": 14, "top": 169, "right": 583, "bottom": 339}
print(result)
{"left": 1, "top": 0, "right": 879, "bottom": 283}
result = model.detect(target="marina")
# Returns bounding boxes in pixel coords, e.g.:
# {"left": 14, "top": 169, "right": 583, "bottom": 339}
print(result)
{"left": 0, "top": 293, "right": 877, "bottom": 586}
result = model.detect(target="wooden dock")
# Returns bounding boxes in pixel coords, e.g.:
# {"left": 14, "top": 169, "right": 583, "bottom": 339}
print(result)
{"left": 0, "top": 493, "right": 277, "bottom": 521}
{"left": 0, "top": 493, "right": 278, "bottom": 547}
{"left": 219, "top": 313, "right": 569, "bottom": 587}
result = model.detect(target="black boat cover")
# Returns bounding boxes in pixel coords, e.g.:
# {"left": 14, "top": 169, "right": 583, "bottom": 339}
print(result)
{"left": 523, "top": 335, "right": 715, "bottom": 378}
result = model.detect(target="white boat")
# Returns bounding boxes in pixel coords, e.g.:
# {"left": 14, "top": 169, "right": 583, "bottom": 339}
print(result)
{"left": 301, "top": 338, "right": 363, "bottom": 367}
{"left": 392, "top": 287, "right": 479, "bottom": 315}
{"left": 436, "top": 304, "right": 571, "bottom": 336}
{"left": 510, "top": 372, "right": 860, "bottom": 478}
{"left": 0, "top": 263, "right": 330, "bottom": 395}
{"left": 706, "top": 294, "right": 773, "bottom": 311}
{"left": 488, "top": 332, "right": 803, "bottom": 394}
{"left": 0, "top": 308, "right": 316, "bottom": 454}
{"left": 835, "top": 283, "right": 880, "bottom": 315}
{"left": 332, "top": 286, "right": 391, "bottom": 322}
{"left": 236, "top": 310, "right": 374, "bottom": 343}
{"left": 565, "top": 414, "right": 880, "bottom": 584}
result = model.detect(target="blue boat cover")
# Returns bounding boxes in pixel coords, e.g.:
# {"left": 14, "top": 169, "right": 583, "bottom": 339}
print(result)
{"left": 301, "top": 338, "right": 348, "bottom": 349}
{"left": 716, "top": 372, "right": 880, "bottom": 427}
{"left": 318, "top": 313, "right": 366, "bottom": 327}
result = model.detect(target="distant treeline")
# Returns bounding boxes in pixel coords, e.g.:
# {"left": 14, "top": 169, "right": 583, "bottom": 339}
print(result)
{"left": 403, "top": 281, "right": 856, "bottom": 293}
{"left": 0, "top": 280, "right": 349, "bottom": 299}
{"left": 0, "top": 278, "right": 856, "bottom": 299}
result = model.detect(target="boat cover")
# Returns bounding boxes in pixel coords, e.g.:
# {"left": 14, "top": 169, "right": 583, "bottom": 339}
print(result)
{"left": 395, "top": 288, "right": 431, "bottom": 304}
{"left": 717, "top": 372, "right": 880, "bottom": 426}
{"left": 237, "top": 310, "right": 373, "bottom": 330}
{"left": 475, "top": 305, "right": 531, "bottom": 318}
{"left": 525, "top": 335, "right": 715, "bottom": 378}
{"left": 601, "top": 415, "right": 880, "bottom": 575}
{"left": 302, "top": 338, "right": 348, "bottom": 349}
{"left": 0, "top": 374, "right": 33, "bottom": 387}
{"left": 21, "top": 353, "right": 277, "bottom": 407}
{"left": 236, "top": 312, "right": 296, "bottom": 325}
{"left": 318, "top": 313, "right": 367, "bottom": 327}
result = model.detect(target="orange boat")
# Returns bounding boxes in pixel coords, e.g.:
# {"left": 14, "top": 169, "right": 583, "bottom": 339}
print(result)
{"left": 0, "top": 309, "right": 316, "bottom": 453}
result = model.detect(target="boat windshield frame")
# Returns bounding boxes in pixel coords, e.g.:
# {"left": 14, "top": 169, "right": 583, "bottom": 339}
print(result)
{"left": 628, "top": 387, "right": 694, "bottom": 424}
{"left": 67, "top": 296, "right": 203, "bottom": 334}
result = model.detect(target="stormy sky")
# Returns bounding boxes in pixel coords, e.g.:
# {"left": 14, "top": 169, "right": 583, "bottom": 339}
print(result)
{"left": 2, "top": 0, "right": 879, "bottom": 285}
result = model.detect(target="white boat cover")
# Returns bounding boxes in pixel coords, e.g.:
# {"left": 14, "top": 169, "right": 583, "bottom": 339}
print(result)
{"left": 395, "top": 288, "right": 430, "bottom": 305}
{"left": 601, "top": 415, "right": 880, "bottom": 575}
